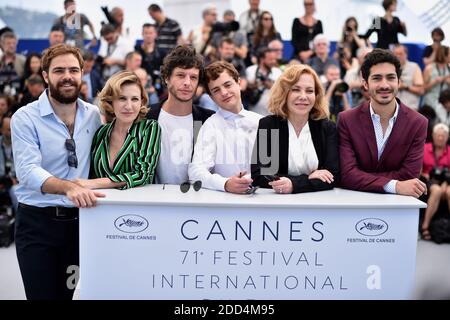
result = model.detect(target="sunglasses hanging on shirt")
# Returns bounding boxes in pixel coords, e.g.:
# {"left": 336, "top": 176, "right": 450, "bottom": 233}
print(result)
{"left": 65, "top": 138, "right": 78, "bottom": 168}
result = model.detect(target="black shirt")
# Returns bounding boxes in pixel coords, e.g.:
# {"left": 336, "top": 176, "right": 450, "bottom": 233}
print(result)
{"left": 291, "top": 18, "right": 323, "bottom": 57}
{"left": 155, "top": 17, "right": 182, "bottom": 55}
{"left": 364, "top": 16, "right": 406, "bottom": 49}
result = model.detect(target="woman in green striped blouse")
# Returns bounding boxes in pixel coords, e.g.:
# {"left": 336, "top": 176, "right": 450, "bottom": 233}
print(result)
{"left": 75, "top": 71, "right": 161, "bottom": 190}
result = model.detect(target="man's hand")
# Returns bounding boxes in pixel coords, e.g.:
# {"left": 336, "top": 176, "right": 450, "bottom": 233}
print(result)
{"left": 103, "top": 57, "right": 114, "bottom": 66}
{"left": 263, "top": 79, "right": 274, "bottom": 89}
{"left": 396, "top": 178, "right": 427, "bottom": 198}
{"left": 341, "top": 59, "right": 351, "bottom": 70}
{"left": 326, "top": 79, "right": 342, "bottom": 95}
{"left": 89, "top": 37, "right": 97, "bottom": 47}
{"left": 66, "top": 183, "right": 105, "bottom": 208}
{"left": 225, "top": 172, "right": 253, "bottom": 194}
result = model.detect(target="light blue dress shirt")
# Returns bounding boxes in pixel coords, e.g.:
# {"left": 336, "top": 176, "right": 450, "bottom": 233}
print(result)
{"left": 369, "top": 102, "right": 399, "bottom": 194}
{"left": 11, "top": 90, "right": 102, "bottom": 207}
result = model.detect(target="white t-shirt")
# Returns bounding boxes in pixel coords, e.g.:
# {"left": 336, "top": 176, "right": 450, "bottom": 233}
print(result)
{"left": 156, "top": 109, "right": 194, "bottom": 184}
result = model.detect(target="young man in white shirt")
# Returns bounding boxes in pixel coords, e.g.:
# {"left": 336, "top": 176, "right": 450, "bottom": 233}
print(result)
{"left": 189, "top": 61, "right": 262, "bottom": 193}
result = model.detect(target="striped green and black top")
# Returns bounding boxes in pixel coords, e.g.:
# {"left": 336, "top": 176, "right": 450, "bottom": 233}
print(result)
{"left": 90, "top": 118, "right": 161, "bottom": 189}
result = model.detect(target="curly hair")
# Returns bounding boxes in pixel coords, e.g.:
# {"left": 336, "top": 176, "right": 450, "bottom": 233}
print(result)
{"left": 160, "top": 45, "right": 204, "bottom": 86}
{"left": 203, "top": 61, "right": 239, "bottom": 95}
{"left": 360, "top": 48, "right": 401, "bottom": 82}
{"left": 98, "top": 71, "right": 149, "bottom": 123}
{"left": 268, "top": 64, "right": 328, "bottom": 120}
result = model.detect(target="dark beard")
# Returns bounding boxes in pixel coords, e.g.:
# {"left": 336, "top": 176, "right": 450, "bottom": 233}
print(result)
{"left": 48, "top": 79, "right": 81, "bottom": 104}
{"left": 168, "top": 85, "right": 195, "bottom": 103}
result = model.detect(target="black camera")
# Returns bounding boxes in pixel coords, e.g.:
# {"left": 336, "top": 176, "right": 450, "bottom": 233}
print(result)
{"left": 346, "top": 26, "right": 353, "bottom": 33}
{"left": 255, "top": 70, "right": 269, "bottom": 90}
{"left": 334, "top": 81, "right": 349, "bottom": 94}
{"left": 212, "top": 21, "right": 240, "bottom": 34}
{"left": 244, "top": 68, "right": 268, "bottom": 105}
{"left": 430, "top": 167, "right": 450, "bottom": 184}
{"left": 101, "top": 6, "right": 119, "bottom": 28}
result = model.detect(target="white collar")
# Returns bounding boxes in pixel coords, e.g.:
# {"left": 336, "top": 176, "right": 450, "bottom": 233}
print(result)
{"left": 369, "top": 101, "right": 399, "bottom": 121}
{"left": 217, "top": 105, "right": 247, "bottom": 120}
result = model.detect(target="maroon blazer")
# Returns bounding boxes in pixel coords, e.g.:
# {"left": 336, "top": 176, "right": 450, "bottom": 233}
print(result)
{"left": 337, "top": 100, "right": 428, "bottom": 193}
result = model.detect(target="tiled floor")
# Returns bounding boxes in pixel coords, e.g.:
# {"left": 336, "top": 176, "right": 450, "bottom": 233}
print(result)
{"left": 1, "top": 239, "right": 449, "bottom": 300}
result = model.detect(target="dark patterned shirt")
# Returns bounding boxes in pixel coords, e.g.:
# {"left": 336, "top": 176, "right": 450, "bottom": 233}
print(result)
{"left": 155, "top": 17, "right": 182, "bottom": 55}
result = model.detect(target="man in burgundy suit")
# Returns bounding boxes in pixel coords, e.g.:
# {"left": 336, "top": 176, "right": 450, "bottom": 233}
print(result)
{"left": 338, "top": 48, "right": 427, "bottom": 198}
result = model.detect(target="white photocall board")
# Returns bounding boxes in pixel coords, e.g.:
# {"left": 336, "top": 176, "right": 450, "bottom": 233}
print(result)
{"left": 79, "top": 185, "right": 426, "bottom": 300}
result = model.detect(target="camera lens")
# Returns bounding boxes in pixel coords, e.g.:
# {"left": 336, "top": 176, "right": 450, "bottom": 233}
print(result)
{"left": 334, "top": 82, "right": 349, "bottom": 93}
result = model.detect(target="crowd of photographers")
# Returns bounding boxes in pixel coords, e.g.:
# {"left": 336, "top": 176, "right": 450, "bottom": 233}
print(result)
{"left": 0, "top": 0, "right": 449, "bottom": 242}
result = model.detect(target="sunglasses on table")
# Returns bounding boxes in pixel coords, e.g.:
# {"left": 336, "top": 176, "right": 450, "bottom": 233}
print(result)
{"left": 65, "top": 138, "right": 78, "bottom": 168}
{"left": 245, "top": 185, "right": 259, "bottom": 194}
{"left": 180, "top": 180, "right": 202, "bottom": 193}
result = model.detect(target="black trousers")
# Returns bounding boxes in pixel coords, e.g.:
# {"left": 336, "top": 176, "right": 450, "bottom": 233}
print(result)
{"left": 15, "top": 204, "right": 79, "bottom": 300}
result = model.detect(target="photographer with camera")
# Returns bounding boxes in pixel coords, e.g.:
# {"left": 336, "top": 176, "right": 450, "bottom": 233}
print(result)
{"left": 0, "top": 117, "right": 17, "bottom": 214}
{"left": 97, "top": 23, "right": 133, "bottom": 81}
{"left": 337, "top": 17, "right": 368, "bottom": 59}
{"left": 245, "top": 47, "right": 281, "bottom": 115}
{"left": 421, "top": 123, "right": 450, "bottom": 240}
{"left": 100, "top": 6, "right": 136, "bottom": 49}
{"left": 187, "top": 4, "right": 218, "bottom": 55}
{"left": 216, "top": 38, "right": 247, "bottom": 90}
{"left": 0, "top": 31, "right": 25, "bottom": 98}
{"left": 335, "top": 44, "right": 358, "bottom": 79}
{"left": 324, "top": 64, "right": 351, "bottom": 122}
{"left": 209, "top": 10, "right": 248, "bottom": 61}
{"left": 334, "top": 18, "right": 367, "bottom": 79}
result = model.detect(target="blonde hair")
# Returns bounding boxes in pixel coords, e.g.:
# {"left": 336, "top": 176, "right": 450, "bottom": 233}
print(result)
{"left": 98, "top": 71, "right": 149, "bottom": 123}
{"left": 268, "top": 64, "right": 328, "bottom": 120}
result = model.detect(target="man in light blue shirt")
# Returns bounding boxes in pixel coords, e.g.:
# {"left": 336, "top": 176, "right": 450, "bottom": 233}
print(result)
{"left": 11, "top": 44, "right": 103, "bottom": 300}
